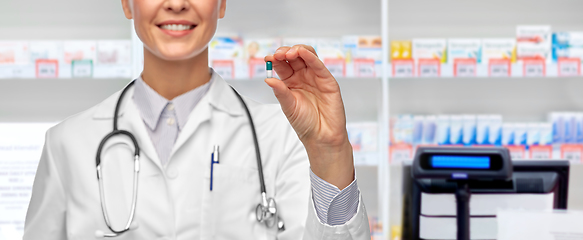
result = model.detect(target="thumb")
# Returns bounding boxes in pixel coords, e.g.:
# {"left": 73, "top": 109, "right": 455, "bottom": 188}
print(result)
{"left": 265, "top": 78, "right": 296, "bottom": 114}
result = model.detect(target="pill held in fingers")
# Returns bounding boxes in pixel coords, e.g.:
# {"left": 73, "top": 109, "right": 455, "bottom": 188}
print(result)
{"left": 266, "top": 61, "right": 273, "bottom": 78}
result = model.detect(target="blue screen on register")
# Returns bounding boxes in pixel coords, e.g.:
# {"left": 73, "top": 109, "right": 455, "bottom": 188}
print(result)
{"left": 430, "top": 155, "right": 491, "bottom": 169}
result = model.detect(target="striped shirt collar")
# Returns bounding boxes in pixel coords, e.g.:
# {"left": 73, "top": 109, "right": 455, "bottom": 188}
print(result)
{"left": 132, "top": 72, "right": 214, "bottom": 131}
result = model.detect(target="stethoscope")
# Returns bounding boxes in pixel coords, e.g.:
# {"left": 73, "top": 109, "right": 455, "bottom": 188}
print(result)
{"left": 95, "top": 80, "right": 285, "bottom": 238}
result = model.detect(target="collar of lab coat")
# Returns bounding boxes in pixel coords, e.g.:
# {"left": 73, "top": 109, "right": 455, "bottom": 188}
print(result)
{"left": 92, "top": 69, "right": 244, "bottom": 120}
{"left": 91, "top": 69, "right": 245, "bottom": 169}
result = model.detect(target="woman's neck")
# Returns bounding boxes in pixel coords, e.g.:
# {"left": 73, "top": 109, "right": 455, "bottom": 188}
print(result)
{"left": 141, "top": 48, "right": 212, "bottom": 100}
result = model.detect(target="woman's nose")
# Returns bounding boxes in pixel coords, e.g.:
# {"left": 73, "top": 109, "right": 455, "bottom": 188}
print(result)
{"left": 163, "top": 0, "right": 190, "bottom": 13}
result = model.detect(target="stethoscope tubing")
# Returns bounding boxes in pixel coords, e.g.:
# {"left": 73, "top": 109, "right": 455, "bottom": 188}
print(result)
{"left": 95, "top": 80, "right": 141, "bottom": 236}
{"left": 95, "top": 79, "right": 278, "bottom": 236}
{"left": 229, "top": 86, "right": 267, "bottom": 195}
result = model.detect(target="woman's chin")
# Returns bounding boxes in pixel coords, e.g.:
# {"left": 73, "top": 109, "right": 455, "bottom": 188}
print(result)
{"left": 153, "top": 46, "right": 206, "bottom": 62}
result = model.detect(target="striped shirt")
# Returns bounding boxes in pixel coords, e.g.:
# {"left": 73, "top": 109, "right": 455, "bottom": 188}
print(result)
{"left": 132, "top": 71, "right": 359, "bottom": 226}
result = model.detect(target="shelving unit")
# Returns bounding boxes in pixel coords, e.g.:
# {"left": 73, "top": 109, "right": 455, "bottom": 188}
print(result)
{"left": 387, "top": 0, "right": 583, "bottom": 236}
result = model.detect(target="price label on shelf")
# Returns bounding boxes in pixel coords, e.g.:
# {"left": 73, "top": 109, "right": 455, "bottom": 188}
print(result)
{"left": 36, "top": 59, "right": 58, "bottom": 78}
{"left": 212, "top": 60, "right": 235, "bottom": 79}
{"left": 454, "top": 58, "right": 477, "bottom": 77}
{"left": 354, "top": 59, "right": 375, "bottom": 77}
{"left": 249, "top": 58, "right": 265, "bottom": 79}
{"left": 529, "top": 145, "right": 552, "bottom": 160}
{"left": 71, "top": 59, "right": 93, "bottom": 78}
{"left": 561, "top": 144, "right": 583, "bottom": 163}
{"left": 389, "top": 144, "right": 413, "bottom": 164}
{"left": 11, "top": 66, "right": 27, "bottom": 78}
{"left": 558, "top": 58, "right": 581, "bottom": 77}
{"left": 417, "top": 59, "right": 440, "bottom": 77}
{"left": 392, "top": 59, "right": 414, "bottom": 77}
{"left": 489, "top": 59, "right": 511, "bottom": 77}
{"left": 523, "top": 59, "right": 546, "bottom": 77}
{"left": 324, "top": 58, "right": 345, "bottom": 78}
{"left": 505, "top": 145, "right": 526, "bottom": 160}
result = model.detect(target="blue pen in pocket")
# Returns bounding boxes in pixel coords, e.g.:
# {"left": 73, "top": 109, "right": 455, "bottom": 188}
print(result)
{"left": 210, "top": 145, "right": 219, "bottom": 191}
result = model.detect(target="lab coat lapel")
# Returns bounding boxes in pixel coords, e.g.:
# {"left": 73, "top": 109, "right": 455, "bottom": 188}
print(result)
{"left": 92, "top": 86, "right": 164, "bottom": 171}
{"left": 122, "top": 97, "right": 165, "bottom": 171}
{"left": 170, "top": 71, "right": 243, "bottom": 158}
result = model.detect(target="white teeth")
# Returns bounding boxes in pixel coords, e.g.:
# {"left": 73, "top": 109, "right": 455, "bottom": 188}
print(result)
{"left": 160, "top": 24, "right": 192, "bottom": 31}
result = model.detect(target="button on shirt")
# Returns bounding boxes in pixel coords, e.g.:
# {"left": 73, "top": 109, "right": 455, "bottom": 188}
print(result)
{"left": 132, "top": 72, "right": 359, "bottom": 226}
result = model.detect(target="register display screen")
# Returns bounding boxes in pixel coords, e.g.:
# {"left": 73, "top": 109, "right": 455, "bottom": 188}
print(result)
{"left": 430, "top": 155, "right": 491, "bottom": 169}
{"left": 420, "top": 153, "right": 503, "bottom": 170}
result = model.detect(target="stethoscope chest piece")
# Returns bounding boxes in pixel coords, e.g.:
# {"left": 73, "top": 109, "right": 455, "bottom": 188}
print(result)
{"left": 255, "top": 194, "right": 285, "bottom": 231}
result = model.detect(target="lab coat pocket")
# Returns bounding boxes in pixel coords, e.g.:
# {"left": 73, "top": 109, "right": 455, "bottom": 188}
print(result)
{"left": 207, "top": 164, "right": 273, "bottom": 240}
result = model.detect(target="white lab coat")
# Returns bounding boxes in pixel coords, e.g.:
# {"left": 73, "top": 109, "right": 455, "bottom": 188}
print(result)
{"left": 23, "top": 73, "right": 370, "bottom": 240}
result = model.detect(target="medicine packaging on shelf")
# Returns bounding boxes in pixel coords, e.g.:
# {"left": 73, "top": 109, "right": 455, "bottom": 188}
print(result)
{"left": 481, "top": 38, "right": 516, "bottom": 64}
{"left": 502, "top": 123, "right": 516, "bottom": 146}
{"left": 422, "top": 115, "right": 437, "bottom": 145}
{"left": 447, "top": 39, "right": 482, "bottom": 63}
{"left": 503, "top": 123, "right": 552, "bottom": 148}
{"left": 390, "top": 40, "right": 412, "bottom": 61}
{"left": 391, "top": 115, "right": 414, "bottom": 145}
{"left": 0, "top": 41, "right": 30, "bottom": 65}
{"left": 549, "top": 112, "right": 583, "bottom": 144}
{"left": 29, "top": 41, "right": 63, "bottom": 64}
{"left": 516, "top": 42, "right": 551, "bottom": 63}
{"left": 208, "top": 36, "right": 245, "bottom": 79}
{"left": 552, "top": 32, "right": 583, "bottom": 62}
{"left": 462, "top": 115, "right": 477, "bottom": 145}
{"left": 513, "top": 123, "right": 528, "bottom": 146}
{"left": 94, "top": 40, "right": 132, "bottom": 78}
{"left": 29, "top": 41, "right": 63, "bottom": 78}
{"left": 412, "top": 39, "right": 447, "bottom": 63}
{"left": 516, "top": 26, "right": 552, "bottom": 63}
{"left": 63, "top": 41, "right": 96, "bottom": 64}
{"left": 412, "top": 115, "right": 424, "bottom": 145}
{"left": 517, "top": 25, "right": 552, "bottom": 44}
{"left": 449, "top": 115, "right": 464, "bottom": 145}
{"left": 244, "top": 38, "right": 281, "bottom": 78}
{"left": 435, "top": 115, "right": 450, "bottom": 145}
{"left": 96, "top": 41, "right": 131, "bottom": 65}
{"left": 317, "top": 38, "right": 346, "bottom": 78}
{"left": 347, "top": 122, "right": 378, "bottom": 153}
{"left": 476, "top": 115, "right": 489, "bottom": 145}
{"left": 343, "top": 35, "right": 382, "bottom": 77}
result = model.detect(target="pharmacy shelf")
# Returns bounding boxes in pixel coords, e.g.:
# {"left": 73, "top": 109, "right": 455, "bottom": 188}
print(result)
{"left": 388, "top": 63, "right": 583, "bottom": 78}
{"left": 389, "top": 77, "right": 583, "bottom": 122}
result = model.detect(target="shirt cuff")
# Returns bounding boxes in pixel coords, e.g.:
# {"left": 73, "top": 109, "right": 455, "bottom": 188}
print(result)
{"left": 310, "top": 169, "right": 360, "bottom": 226}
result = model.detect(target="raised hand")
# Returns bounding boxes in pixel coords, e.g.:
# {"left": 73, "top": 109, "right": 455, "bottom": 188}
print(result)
{"left": 264, "top": 45, "right": 354, "bottom": 189}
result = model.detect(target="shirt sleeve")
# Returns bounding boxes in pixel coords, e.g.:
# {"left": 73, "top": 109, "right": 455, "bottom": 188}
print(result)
{"left": 309, "top": 169, "right": 360, "bottom": 226}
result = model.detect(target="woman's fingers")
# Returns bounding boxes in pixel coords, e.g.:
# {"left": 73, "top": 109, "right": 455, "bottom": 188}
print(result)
{"left": 265, "top": 47, "right": 294, "bottom": 79}
{"left": 265, "top": 77, "right": 296, "bottom": 114}
{"left": 284, "top": 46, "right": 307, "bottom": 72}
{"left": 297, "top": 46, "right": 331, "bottom": 78}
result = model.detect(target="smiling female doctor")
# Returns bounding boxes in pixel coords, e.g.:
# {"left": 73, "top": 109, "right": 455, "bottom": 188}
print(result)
{"left": 23, "top": 0, "right": 370, "bottom": 239}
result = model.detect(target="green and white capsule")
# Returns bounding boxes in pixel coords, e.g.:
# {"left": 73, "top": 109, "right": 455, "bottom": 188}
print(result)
{"left": 266, "top": 61, "right": 273, "bottom": 78}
